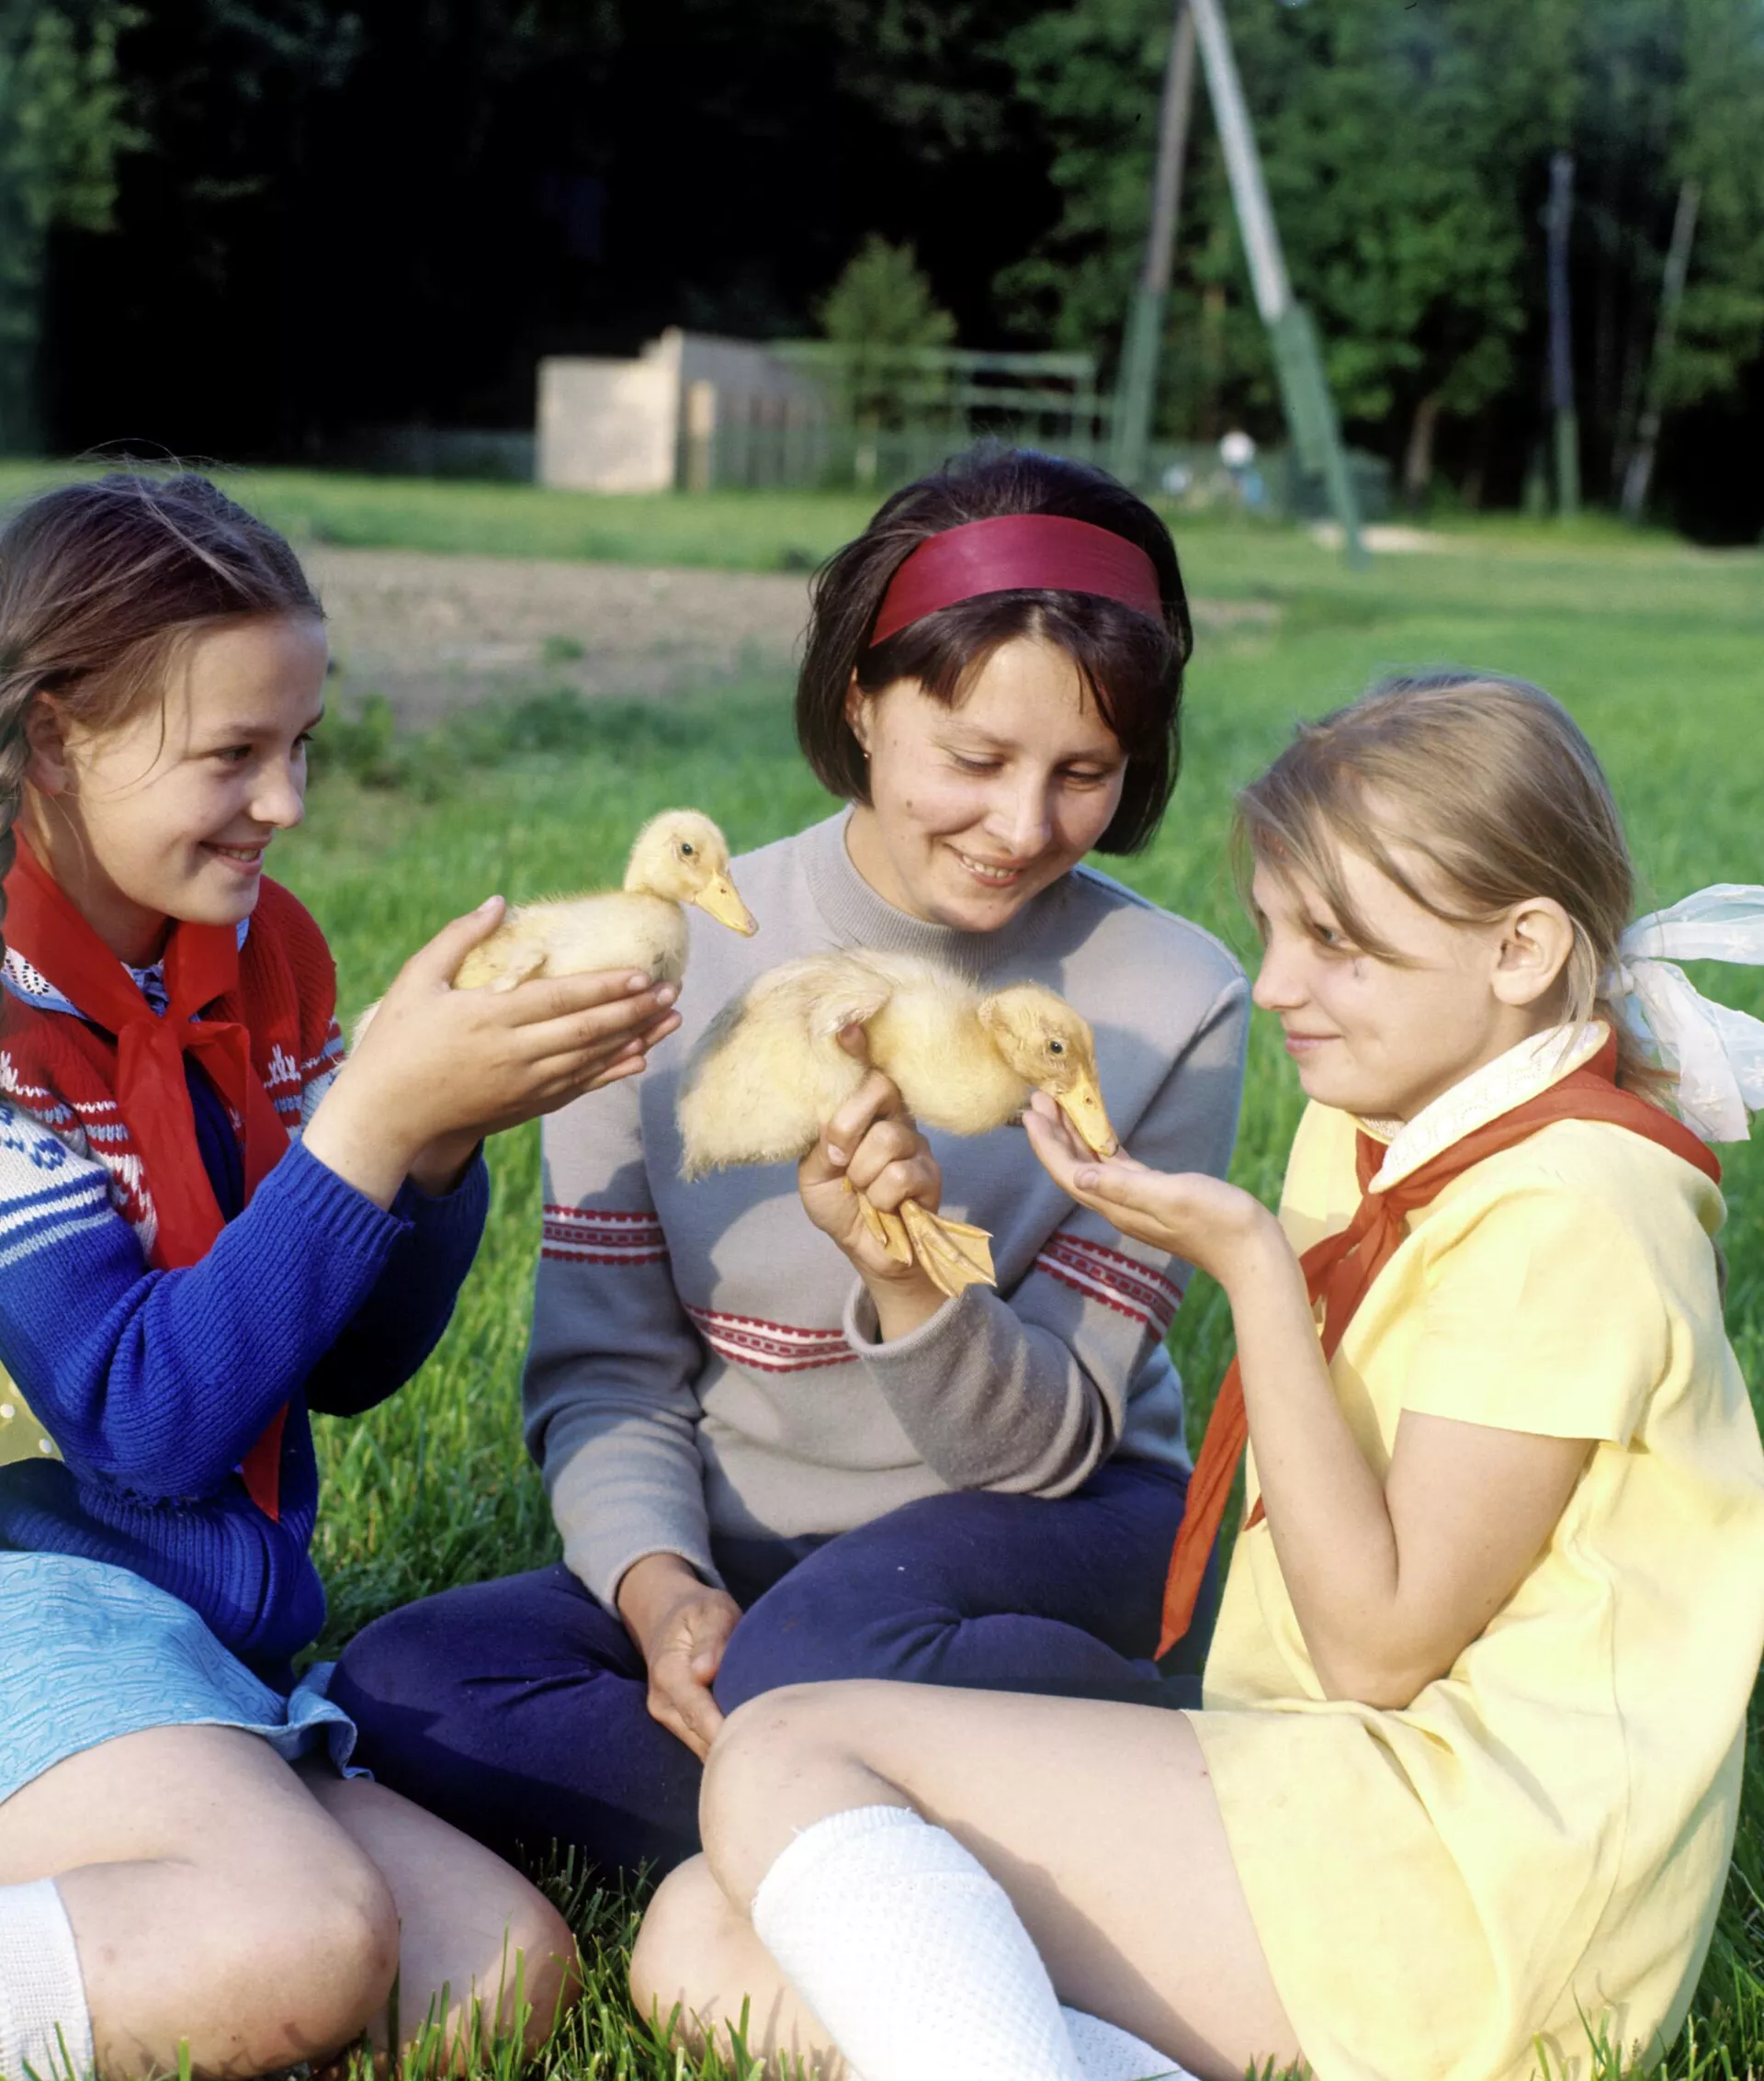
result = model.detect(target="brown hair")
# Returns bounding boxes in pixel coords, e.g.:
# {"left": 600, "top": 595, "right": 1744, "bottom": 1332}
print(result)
{"left": 0, "top": 471, "right": 321, "bottom": 956}
{"left": 1237, "top": 670, "right": 1666, "bottom": 1098}
{"left": 796, "top": 447, "right": 1192, "bottom": 854}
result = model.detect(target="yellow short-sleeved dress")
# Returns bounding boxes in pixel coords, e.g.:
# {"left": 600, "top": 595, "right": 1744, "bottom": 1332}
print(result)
{"left": 1190, "top": 1032, "right": 1764, "bottom": 2081}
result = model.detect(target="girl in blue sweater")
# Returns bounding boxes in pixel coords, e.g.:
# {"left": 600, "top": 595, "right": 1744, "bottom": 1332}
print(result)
{"left": 0, "top": 473, "right": 679, "bottom": 2077}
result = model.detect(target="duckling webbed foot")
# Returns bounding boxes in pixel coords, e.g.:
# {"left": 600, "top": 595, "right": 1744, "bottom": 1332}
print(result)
{"left": 899, "top": 1198, "right": 996, "bottom": 1297}
{"left": 851, "top": 1185, "right": 914, "bottom": 1265}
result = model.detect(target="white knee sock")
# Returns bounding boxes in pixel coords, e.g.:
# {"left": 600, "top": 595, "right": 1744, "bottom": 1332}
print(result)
{"left": 0, "top": 1880, "right": 95, "bottom": 2081}
{"left": 752, "top": 1804, "right": 1080, "bottom": 2080}
{"left": 752, "top": 1804, "right": 1191, "bottom": 2081}
{"left": 1061, "top": 2006, "right": 1193, "bottom": 2081}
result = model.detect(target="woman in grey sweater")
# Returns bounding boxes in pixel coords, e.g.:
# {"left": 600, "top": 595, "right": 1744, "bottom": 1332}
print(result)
{"left": 332, "top": 448, "right": 1250, "bottom": 1875}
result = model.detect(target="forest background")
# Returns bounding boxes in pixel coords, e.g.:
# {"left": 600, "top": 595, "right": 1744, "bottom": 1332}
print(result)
{"left": 5, "top": 0, "right": 1764, "bottom": 537}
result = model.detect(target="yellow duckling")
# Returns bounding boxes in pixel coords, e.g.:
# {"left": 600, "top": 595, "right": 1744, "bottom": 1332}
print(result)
{"left": 453, "top": 809, "right": 755, "bottom": 991}
{"left": 354, "top": 809, "right": 755, "bottom": 1039}
{"left": 677, "top": 950, "right": 1118, "bottom": 1298}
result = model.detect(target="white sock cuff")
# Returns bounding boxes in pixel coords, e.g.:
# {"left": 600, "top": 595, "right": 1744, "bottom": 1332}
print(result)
{"left": 1061, "top": 2007, "right": 1195, "bottom": 2081}
{"left": 0, "top": 1879, "right": 94, "bottom": 2081}
{"left": 752, "top": 1802, "right": 927, "bottom": 1914}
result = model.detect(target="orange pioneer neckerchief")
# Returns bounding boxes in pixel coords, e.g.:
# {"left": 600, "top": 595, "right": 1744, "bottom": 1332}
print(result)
{"left": 4, "top": 831, "right": 293, "bottom": 1518}
{"left": 1159, "top": 1035, "right": 1721, "bottom": 1657}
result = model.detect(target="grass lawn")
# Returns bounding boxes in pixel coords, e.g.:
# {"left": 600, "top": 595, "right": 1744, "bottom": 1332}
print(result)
{"left": 254, "top": 494, "right": 1764, "bottom": 2078}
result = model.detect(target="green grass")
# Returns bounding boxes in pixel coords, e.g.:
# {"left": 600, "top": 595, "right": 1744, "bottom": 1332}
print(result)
{"left": 264, "top": 506, "right": 1764, "bottom": 2080}
{"left": 0, "top": 460, "right": 884, "bottom": 574}
{"left": 4, "top": 456, "right": 1754, "bottom": 590}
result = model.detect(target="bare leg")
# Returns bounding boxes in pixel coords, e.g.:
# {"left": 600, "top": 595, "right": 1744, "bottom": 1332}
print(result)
{"left": 636, "top": 1681, "right": 1302, "bottom": 2081}
{"left": 0, "top": 1725, "right": 399, "bottom": 2077}
{"left": 0, "top": 1725, "right": 581, "bottom": 2078}
{"left": 300, "top": 1765, "right": 581, "bottom": 2064}
{"left": 632, "top": 1856, "right": 850, "bottom": 2079}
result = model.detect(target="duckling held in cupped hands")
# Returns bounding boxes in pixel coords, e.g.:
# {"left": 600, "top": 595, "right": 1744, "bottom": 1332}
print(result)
{"left": 676, "top": 949, "right": 1119, "bottom": 1298}
{"left": 354, "top": 809, "right": 755, "bottom": 1038}
{"left": 455, "top": 809, "right": 755, "bottom": 990}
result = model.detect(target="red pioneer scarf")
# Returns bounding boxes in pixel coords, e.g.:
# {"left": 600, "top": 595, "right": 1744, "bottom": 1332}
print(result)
{"left": 4, "top": 832, "right": 295, "bottom": 1516}
{"left": 1159, "top": 1036, "right": 1722, "bottom": 1656}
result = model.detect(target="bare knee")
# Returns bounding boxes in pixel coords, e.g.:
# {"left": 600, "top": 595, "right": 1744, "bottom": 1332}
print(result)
{"left": 700, "top": 1682, "right": 878, "bottom": 1905}
{"left": 222, "top": 1842, "right": 401, "bottom": 2065}
{"left": 490, "top": 1886, "right": 580, "bottom": 2051}
{"left": 630, "top": 1856, "right": 739, "bottom": 2049}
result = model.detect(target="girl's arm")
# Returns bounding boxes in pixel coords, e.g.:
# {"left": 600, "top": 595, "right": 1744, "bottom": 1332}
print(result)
{"left": 1215, "top": 1208, "right": 1589, "bottom": 1705}
{"left": 0, "top": 1114, "right": 422, "bottom": 1491}
{"left": 1024, "top": 1106, "right": 1596, "bottom": 1708}
{"left": 828, "top": 974, "right": 1250, "bottom": 1497}
{"left": 0, "top": 902, "right": 677, "bottom": 1492}
{"left": 301, "top": 1153, "right": 490, "bottom": 1418}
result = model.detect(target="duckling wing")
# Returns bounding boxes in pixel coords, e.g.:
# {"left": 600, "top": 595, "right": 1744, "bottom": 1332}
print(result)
{"left": 453, "top": 910, "right": 559, "bottom": 991}
{"left": 455, "top": 893, "right": 689, "bottom": 991}
{"left": 676, "top": 958, "right": 874, "bottom": 1178}
{"left": 857, "top": 960, "right": 1024, "bottom": 1134}
{"left": 535, "top": 892, "right": 689, "bottom": 984}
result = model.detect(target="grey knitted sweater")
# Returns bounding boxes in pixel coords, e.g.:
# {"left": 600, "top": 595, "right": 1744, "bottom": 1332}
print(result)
{"left": 525, "top": 809, "right": 1250, "bottom": 1608}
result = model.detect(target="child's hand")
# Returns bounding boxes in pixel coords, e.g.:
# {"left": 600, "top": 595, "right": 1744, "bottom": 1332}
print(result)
{"left": 306, "top": 898, "right": 681, "bottom": 1205}
{"left": 1023, "top": 1091, "right": 1276, "bottom": 1289}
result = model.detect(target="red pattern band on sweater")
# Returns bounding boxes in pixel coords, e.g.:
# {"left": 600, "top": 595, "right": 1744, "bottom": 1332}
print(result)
{"left": 541, "top": 1204, "right": 670, "bottom": 1265}
{"left": 684, "top": 1303, "right": 853, "bottom": 1373}
{"left": 1033, "top": 1230, "right": 1182, "bottom": 1336}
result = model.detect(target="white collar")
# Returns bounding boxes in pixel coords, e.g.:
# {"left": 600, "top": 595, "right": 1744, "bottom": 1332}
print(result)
{"left": 1361, "top": 1022, "right": 1608, "bottom": 1192}
{"left": 1, "top": 917, "right": 251, "bottom": 1022}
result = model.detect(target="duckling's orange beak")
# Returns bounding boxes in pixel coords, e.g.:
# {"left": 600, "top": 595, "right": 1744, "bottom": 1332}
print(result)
{"left": 692, "top": 874, "right": 758, "bottom": 935}
{"left": 1056, "top": 1069, "right": 1119, "bottom": 1157}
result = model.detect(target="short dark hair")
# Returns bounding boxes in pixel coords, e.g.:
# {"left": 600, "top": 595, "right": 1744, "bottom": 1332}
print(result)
{"left": 795, "top": 447, "right": 1193, "bottom": 855}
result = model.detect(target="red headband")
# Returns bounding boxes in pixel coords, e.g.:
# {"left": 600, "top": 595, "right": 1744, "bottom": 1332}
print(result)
{"left": 868, "top": 514, "right": 1165, "bottom": 648}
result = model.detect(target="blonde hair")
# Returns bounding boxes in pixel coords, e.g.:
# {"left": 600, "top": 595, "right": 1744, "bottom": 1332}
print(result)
{"left": 1236, "top": 671, "right": 1667, "bottom": 1100}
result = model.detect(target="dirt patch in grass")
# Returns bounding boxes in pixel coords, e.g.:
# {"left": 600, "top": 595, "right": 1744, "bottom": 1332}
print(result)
{"left": 305, "top": 546, "right": 1279, "bottom": 722}
{"left": 305, "top": 548, "right": 814, "bottom": 720}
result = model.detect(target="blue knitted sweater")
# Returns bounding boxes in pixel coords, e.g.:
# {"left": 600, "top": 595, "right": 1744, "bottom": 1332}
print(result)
{"left": 0, "top": 984, "right": 487, "bottom": 1675}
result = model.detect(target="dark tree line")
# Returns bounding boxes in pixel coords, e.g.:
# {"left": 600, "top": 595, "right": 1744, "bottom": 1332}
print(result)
{"left": 9, "top": 0, "right": 1764, "bottom": 535}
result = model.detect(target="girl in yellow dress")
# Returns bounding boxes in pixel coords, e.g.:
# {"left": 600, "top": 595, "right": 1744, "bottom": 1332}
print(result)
{"left": 629, "top": 671, "right": 1764, "bottom": 2081}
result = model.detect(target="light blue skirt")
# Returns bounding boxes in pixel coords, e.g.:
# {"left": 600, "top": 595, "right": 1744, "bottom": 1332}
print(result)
{"left": 0, "top": 1551, "right": 358, "bottom": 1804}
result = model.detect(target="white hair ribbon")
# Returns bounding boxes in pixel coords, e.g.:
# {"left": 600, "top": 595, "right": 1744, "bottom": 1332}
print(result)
{"left": 1600, "top": 884, "right": 1764, "bottom": 1143}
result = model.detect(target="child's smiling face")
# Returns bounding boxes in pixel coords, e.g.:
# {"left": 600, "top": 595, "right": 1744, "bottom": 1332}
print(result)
{"left": 24, "top": 612, "right": 328, "bottom": 965}
{"left": 1249, "top": 840, "right": 1576, "bottom": 1124}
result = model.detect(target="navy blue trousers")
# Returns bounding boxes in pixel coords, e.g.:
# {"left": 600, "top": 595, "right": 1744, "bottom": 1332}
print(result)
{"left": 329, "top": 1457, "right": 1205, "bottom": 1878}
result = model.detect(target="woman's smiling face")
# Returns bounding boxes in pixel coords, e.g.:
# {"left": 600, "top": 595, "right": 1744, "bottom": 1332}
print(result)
{"left": 842, "top": 636, "right": 1128, "bottom": 932}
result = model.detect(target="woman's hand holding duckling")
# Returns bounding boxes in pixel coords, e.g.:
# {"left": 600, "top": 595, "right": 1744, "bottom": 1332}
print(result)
{"left": 306, "top": 897, "right": 682, "bottom": 1207}
{"left": 797, "top": 1025, "right": 950, "bottom": 1340}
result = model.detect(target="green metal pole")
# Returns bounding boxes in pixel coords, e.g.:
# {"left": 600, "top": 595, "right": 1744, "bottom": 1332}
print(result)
{"left": 1545, "top": 150, "right": 1580, "bottom": 522}
{"left": 1111, "top": 0, "right": 1197, "bottom": 489}
{"left": 1186, "top": 0, "right": 1367, "bottom": 566}
{"left": 1621, "top": 178, "right": 1699, "bottom": 524}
